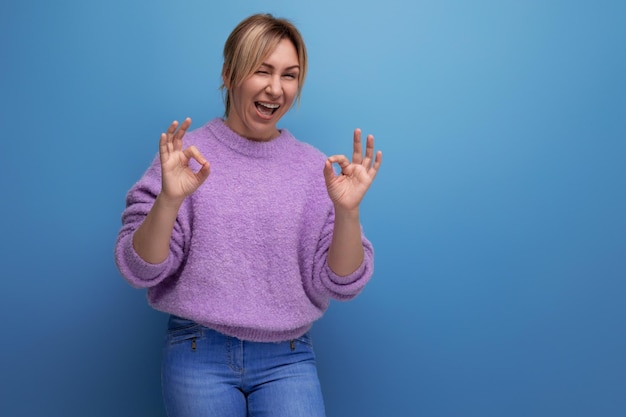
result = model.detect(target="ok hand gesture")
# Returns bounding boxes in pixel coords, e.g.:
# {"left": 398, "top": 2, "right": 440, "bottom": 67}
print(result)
{"left": 323, "top": 129, "right": 382, "bottom": 212}
{"left": 159, "top": 118, "right": 211, "bottom": 203}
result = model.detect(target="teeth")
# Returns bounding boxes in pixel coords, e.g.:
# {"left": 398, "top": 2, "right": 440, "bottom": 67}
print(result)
{"left": 258, "top": 102, "right": 279, "bottom": 109}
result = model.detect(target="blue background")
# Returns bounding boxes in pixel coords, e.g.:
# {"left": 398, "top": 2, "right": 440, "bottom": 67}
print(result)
{"left": 1, "top": 1, "right": 625, "bottom": 416}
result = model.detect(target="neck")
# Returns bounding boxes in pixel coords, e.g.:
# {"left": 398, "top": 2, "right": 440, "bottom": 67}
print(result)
{"left": 224, "top": 118, "right": 279, "bottom": 142}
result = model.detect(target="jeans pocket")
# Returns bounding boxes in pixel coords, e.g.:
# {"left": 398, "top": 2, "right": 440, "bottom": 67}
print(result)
{"left": 298, "top": 332, "right": 313, "bottom": 345}
{"left": 293, "top": 332, "right": 314, "bottom": 349}
{"left": 166, "top": 315, "right": 202, "bottom": 346}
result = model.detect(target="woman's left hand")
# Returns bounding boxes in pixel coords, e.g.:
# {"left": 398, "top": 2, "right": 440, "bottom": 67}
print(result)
{"left": 324, "top": 128, "right": 382, "bottom": 211}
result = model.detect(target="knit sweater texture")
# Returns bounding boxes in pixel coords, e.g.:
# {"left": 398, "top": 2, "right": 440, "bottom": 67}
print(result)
{"left": 115, "top": 118, "right": 374, "bottom": 342}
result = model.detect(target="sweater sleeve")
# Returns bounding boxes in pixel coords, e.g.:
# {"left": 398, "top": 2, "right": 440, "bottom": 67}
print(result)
{"left": 310, "top": 207, "right": 375, "bottom": 301}
{"left": 114, "top": 156, "right": 190, "bottom": 289}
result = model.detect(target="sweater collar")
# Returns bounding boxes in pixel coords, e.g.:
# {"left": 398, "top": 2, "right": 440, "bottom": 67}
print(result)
{"left": 207, "top": 118, "right": 293, "bottom": 158}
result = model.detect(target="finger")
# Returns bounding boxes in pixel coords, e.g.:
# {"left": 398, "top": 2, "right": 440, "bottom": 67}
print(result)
{"left": 368, "top": 150, "right": 383, "bottom": 179}
{"left": 164, "top": 120, "right": 179, "bottom": 153}
{"left": 360, "top": 134, "right": 375, "bottom": 168}
{"left": 166, "top": 120, "right": 179, "bottom": 135}
{"left": 184, "top": 146, "right": 211, "bottom": 184}
{"left": 195, "top": 161, "right": 211, "bottom": 184}
{"left": 174, "top": 117, "right": 192, "bottom": 141}
{"left": 327, "top": 155, "right": 356, "bottom": 178}
{"left": 182, "top": 145, "right": 208, "bottom": 167}
{"left": 352, "top": 129, "right": 363, "bottom": 164}
{"left": 173, "top": 117, "right": 192, "bottom": 151}
{"left": 327, "top": 155, "right": 351, "bottom": 170}
{"left": 323, "top": 159, "right": 336, "bottom": 185}
{"left": 165, "top": 120, "right": 179, "bottom": 150}
{"left": 159, "top": 132, "right": 170, "bottom": 163}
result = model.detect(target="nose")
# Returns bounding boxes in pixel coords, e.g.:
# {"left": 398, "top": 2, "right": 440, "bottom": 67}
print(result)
{"left": 265, "top": 75, "right": 282, "bottom": 97}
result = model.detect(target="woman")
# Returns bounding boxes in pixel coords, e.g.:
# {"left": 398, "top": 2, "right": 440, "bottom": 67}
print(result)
{"left": 115, "top": 13, "right": 382, "bottom": 417}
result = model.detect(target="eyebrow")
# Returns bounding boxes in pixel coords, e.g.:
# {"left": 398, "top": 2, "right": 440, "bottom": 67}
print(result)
{"left": 259, "top": 63, "right": 300, "bottom": 71}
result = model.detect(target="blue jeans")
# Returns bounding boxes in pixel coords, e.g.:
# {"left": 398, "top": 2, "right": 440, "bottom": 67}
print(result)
{"left": 161, "top": 315, "right": 327, "bottom": 417}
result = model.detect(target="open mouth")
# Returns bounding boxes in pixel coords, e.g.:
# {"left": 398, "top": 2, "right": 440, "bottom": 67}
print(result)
{"left": 255, "top": 101, "right": 280, "bottom": 116}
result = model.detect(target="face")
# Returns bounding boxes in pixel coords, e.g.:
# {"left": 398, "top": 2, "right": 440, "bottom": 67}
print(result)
{"left": 224, "top": 38, "right": 300, "bottom": 141}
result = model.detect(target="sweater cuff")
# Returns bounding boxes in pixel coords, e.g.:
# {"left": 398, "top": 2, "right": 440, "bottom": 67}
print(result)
{"left": 116, "top": 234, "right": 171, "bottom": 288}
{"left": 322, "top": 258, "right": 372, "bottom": 300}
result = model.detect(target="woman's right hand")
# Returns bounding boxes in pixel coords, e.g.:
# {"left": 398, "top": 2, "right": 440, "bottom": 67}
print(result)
{"left": 159, "top": 118, "right": 211, "bottom": 204}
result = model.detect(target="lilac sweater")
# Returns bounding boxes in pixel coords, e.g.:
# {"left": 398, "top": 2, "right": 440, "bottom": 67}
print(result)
{"left": 115, "top": 119, "right": 374, "bottom": 342}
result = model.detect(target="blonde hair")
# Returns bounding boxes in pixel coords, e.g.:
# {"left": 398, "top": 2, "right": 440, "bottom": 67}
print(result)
{"left": 221, "top": 14, "right": 308, "bottom": 117}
